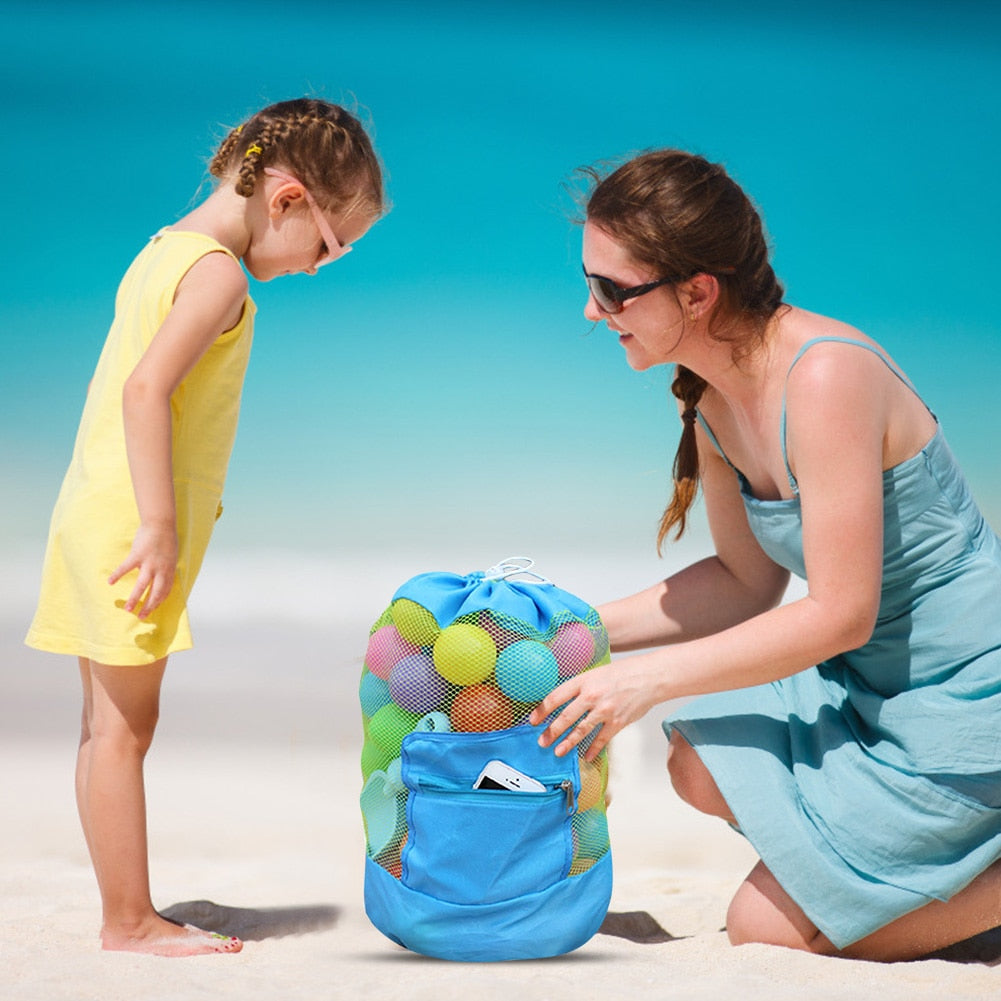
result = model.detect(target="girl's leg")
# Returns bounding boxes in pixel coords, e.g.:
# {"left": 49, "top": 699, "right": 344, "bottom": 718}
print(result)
{"left": 668, "top": 730, "right": 1001, "bottom": 960}
{"left": 77, "top": 657, "right": 241, "bottom": 956}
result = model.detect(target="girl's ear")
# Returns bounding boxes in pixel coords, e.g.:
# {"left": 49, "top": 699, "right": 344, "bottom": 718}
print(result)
{"left": 267, "top": 179, "right": 307, "bottom": 220}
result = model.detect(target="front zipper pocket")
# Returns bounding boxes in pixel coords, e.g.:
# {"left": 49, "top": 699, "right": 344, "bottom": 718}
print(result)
{"left": 400, "top": 726, "right": 578, "bottom": 905}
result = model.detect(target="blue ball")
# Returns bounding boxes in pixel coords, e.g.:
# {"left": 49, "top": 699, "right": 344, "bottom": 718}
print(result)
{"left": 494, "top": 640, "right": 559, "bottom": 703}
{"left": 359, "top": 671, "right": 392, "bottom": 717}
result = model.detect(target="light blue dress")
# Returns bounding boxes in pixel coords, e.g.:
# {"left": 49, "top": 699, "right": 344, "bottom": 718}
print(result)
{"left": 666, "top": 336, "right": 1001, "bottom": 949}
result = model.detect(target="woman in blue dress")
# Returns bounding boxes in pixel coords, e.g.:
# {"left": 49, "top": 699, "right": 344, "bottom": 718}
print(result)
{"left": 531, "top": 149, "right": 1001, "bottom": 961}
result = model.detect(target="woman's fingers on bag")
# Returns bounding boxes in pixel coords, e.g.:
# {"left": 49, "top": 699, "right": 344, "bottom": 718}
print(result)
{"left": 532, "top": 684, "right": 594, "bottom": 756}
{"left": 529, "top": 679, "right": 579, "bottom": 737}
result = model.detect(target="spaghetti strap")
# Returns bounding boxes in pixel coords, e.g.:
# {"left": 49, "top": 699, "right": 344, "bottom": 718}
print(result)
{"left": 696, "top": 411, "right": 740, "bottom": 474}
{"left": 780, "top": 336, "right": 931, "bottom": 493}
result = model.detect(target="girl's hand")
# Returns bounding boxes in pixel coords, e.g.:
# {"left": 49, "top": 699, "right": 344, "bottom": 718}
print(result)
{"left": 108, "top": 522, "right": 178, "bottom": 618}
{"left": 528, "top": 657, "right": 658, "bottom": 761}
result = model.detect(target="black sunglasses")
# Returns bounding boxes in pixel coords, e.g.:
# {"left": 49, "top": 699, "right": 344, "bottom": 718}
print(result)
{"left": 582, "top": 265, "right": 679, "bottom": 315}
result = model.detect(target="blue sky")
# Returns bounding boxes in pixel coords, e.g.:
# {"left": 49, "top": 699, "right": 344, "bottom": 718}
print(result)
{"left": 3, "top": 0, "right": 999, "bottom": 569}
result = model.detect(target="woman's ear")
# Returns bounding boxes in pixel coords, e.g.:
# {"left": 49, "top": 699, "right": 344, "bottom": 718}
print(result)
{"left": 679, "top": 273, "right": 720, "bottom": 322}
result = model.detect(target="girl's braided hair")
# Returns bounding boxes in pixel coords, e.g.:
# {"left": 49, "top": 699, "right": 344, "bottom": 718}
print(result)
{"left": 210, "top": 98, "right": 385, "bottom": 220}
{"left": 581, "top": 149, "right": 785, "bottom": 551}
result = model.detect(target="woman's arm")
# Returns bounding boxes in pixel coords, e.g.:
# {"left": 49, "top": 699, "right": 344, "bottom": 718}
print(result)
{"left": 532, "top": 345, "right": 887, "bottom": 758}
{"left": 109, "top": 251, "right": 247, "bottom": 618}
{"left": 599, "top": 432, "right": 790, "bottom": 651}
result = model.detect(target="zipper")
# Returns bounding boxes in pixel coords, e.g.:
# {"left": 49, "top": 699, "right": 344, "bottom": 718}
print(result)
{"left": 414, "top": 776, "right": 577, "bottom": 811}
{"left": 559, "top": 779, "right": 576, "bottom": 814}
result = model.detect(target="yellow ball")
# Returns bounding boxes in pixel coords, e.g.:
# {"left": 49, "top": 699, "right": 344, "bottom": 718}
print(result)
{"left": 433, "top": 623, "right": 497, "bottom": 686}
{"left": 391, "top": 599, "right": 440, "bottom": 646}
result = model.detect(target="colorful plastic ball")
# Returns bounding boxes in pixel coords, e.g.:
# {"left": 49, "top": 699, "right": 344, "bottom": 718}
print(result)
{"left": 449, "top": 684, "right": 515, "bottom": 732}
{"left": 577, "top": 756, "right": 607, "bottom": 812}
{"left": 391, "top": 599, "right": 440, "bottom": 646}
{"left": 433, "top": 623, "right": 497, "bottom": 686}
{"left": 365, "top": 625, "right": 420, "bottom": 680}
{"left": 379, "top": 832, "right": 407, "bottom": 879}
{"left": 494, "top": 640, "right": 559, "bottom": 703}
{"left": 368, "top": 703, "right": 420, "bottom": 757}
{"left": 389, "top": 653, "right": 449, "bottom": 715}
{"left": 361, "top": 739, "right": 394, "bottom": 778}
{"left": 573, "top": 807, "right": 610, "bottom": 862}
{"left": 359, "top": 671, "right": 393, "bottom": 717}
{"left": 550, "top": 622, "right": 596, "bottom": 679}
{"left": 592, "top": 627, "right": 611, "bottom": 666}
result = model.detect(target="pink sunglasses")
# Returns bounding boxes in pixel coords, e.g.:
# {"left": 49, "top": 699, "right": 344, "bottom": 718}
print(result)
{"left": 264, "top": 167, "right": 352, "bottom": 267}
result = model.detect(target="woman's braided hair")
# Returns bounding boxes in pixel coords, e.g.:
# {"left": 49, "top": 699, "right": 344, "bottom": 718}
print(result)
{"left": 582, "top": 149, "right": 785, "bottom": 551}
{"left": 210, "top": 98, "right": 385, "bottom": 220}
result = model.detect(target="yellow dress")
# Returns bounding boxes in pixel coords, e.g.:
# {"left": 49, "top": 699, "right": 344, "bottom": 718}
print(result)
{"left": 26, "top": 231, "right": 255, "bottom": 665}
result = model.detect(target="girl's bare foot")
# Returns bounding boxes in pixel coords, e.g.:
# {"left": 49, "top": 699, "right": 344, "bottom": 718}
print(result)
{"left": 101, "top": 914, "right": 243, "bottom": 956}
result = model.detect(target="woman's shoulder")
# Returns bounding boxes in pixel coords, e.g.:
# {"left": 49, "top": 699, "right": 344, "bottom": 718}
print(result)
{"left": 780, "top": 309, "right": 902, "bottom": 392}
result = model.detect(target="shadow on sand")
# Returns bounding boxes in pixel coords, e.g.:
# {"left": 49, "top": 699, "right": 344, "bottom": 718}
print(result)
{"left": 162, "top": 900, "right": 1001, "bottom": 964}
{"left": 161, "top": 899, "right": 340, "bottom": 941}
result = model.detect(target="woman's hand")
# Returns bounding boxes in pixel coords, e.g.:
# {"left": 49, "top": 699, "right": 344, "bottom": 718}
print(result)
{"left": 108, "top": 521, "right": 178, "bottom": 618}
{"left": 529, "top": 655, "right": 661, "bottom": 761}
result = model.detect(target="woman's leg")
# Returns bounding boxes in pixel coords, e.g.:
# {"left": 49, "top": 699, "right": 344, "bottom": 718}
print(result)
{"left": 668, "top": 730, "right": 1001, "bottom": 960}
{"left": 77, "top": 657, "right": 241, "bottom": 956}
{"left": 666, "top": 728, "right": 735, "bottom": 824}
{"left": 728, "top": 856, "right": 1001, "bottom": 961}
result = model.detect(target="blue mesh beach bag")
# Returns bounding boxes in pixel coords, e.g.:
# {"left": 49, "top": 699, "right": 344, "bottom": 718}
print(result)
{"left": 359, "top": 558, "right": 613, "bottom": 961}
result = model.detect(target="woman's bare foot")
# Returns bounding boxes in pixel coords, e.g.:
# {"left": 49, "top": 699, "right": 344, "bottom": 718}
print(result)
{"left": 101, "top": 914, "right": 243, "bottom": 956}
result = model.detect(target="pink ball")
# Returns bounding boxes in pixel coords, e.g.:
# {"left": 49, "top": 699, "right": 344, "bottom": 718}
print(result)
{"left": 366, "top": 625, "right": 419, "bottom": 681}
{"left": 550, "top": 622, "right": 596, "bottom": 679}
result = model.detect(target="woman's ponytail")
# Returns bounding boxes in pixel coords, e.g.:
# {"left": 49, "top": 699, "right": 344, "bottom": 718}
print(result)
{"left": 657, "top": 365, "right": 708, "bottom": 552}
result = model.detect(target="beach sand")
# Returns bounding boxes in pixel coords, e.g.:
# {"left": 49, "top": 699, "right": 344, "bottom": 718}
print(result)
{"left": 2, "top": 552, "right": 999, "bottom": 1000}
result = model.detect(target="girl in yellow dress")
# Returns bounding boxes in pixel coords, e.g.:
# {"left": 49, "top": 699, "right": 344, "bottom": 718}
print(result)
{"left": 26, "top": 97, "right": 385, "bottom": 956}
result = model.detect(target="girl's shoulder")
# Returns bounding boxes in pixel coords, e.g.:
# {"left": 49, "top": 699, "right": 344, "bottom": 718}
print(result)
{"left": 150, "top": 229, "right": 248, "bottom": 295}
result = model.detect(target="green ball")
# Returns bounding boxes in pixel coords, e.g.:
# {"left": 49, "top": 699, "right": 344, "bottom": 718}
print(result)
{"left": 368, "top": 703, "right": 420, "bottom": 757}
{"left": 361, "top": 739, "right": 394, "bottom": 779}
{"left": 391, "top": 599, "right": 440, "bottom": 646}
{"left": 433, "top": 623, "right": 497, "bottom": 686}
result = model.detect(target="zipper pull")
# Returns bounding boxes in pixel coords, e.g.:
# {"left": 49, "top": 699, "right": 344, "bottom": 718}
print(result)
{"left": 560, "top": 779, "right": 576, "bottom": 814}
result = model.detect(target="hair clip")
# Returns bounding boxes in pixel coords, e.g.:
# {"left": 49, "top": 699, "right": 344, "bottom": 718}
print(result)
{"left": 244, "top": 144, "right": 263, "bottom": 158}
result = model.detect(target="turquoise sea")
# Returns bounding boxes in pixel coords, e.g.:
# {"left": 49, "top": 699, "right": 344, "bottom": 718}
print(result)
{"left": 3, "top": 0, "right": 1000, "bottom": 599}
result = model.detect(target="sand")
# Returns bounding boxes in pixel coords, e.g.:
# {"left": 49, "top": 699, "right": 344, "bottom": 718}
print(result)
{"left": 2, "top": 552, "right": 999, "bottom": 1000}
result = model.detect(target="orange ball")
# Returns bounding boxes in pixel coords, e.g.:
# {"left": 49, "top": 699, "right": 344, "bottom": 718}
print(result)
{"left": 577, "top": 756, "right": 606, "bottom": 812}
{"left": 449, "top": 684, "right": 515, "bottom": 732}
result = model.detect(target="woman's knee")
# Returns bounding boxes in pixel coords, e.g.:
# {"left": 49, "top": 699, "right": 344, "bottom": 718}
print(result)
{"left": 726, "top": 863, "right": 836, "bottom": 954}
{"left": 666, "top": 731, "right": 733, "bottom": 820}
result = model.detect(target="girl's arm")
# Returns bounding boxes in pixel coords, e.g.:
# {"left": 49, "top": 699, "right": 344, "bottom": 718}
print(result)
{"left": 598, "top": 431, "right": 791, "bottom": 651}
{"left": 532, "top": 347, "right": 887, "bottom": 758}
{"left": 109, "top": 251, "right": 247, "bottom": 618}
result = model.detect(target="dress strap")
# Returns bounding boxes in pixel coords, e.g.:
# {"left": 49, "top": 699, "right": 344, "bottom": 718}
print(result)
{"left": 780, "top": 336, "right": 929, "bottom": 493}
{"left": 696, "top": 411, "right": 741, "bottom": 474}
